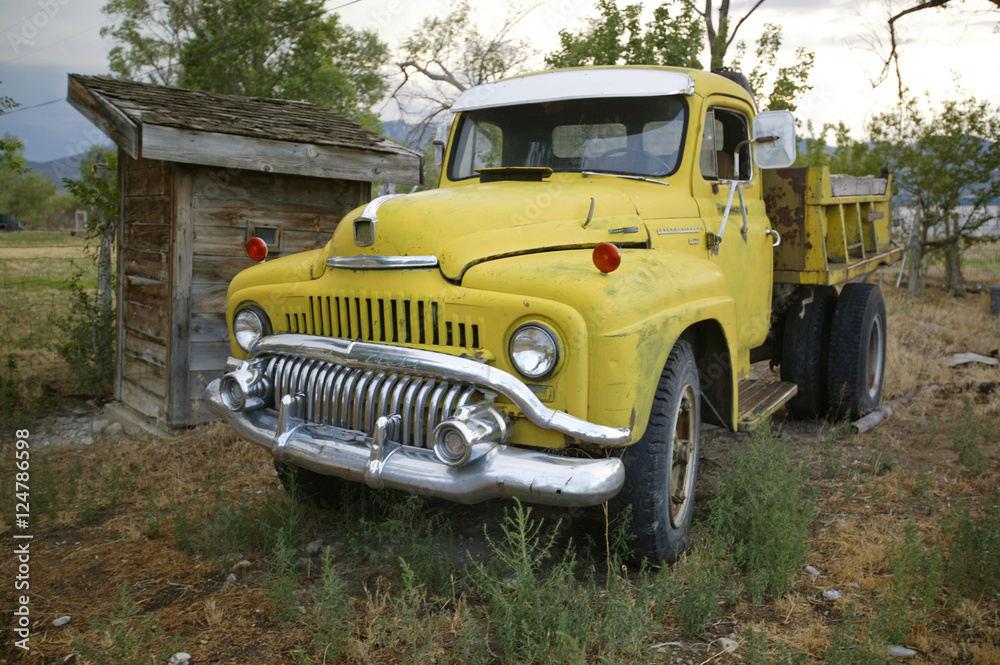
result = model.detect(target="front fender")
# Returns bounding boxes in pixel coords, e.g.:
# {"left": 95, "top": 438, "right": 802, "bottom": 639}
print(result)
{"left": 462, "top": 248, "right": 739, "bottom": 440}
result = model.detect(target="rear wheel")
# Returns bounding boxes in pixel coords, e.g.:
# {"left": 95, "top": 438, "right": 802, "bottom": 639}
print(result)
{"left": 273, "top": 460, "right": 344, "bottom": 506}
{"left": 781, "top": 285, "right": 838, "bottom": 418}
{"left": 611, "top": 340, "right": 700, "bottom": 565}
{"left": 826, "top": 283, "right": 887, "bottom": 420}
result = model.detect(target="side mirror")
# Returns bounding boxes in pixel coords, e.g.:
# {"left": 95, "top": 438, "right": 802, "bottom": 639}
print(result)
{"left": 433, "top": 140, "right": 445, "bottom": 166}
{"left": 752, "top": 110, "right": 796, "bottom": 169}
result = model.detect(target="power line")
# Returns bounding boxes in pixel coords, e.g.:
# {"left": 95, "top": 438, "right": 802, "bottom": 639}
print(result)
{"left": 0, "top": 22, "right": 112, "bottom": 67}
{"left": 2, "top": 98, "right": 63, "bottom": 116}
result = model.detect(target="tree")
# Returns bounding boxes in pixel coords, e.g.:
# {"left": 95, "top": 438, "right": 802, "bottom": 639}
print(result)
{"left": 392, "top": 2, "right": 536, "bottom": 140}
{"left": 695, "top": 0, "right": 766, "bottom": 69}
{"left": 738, "top": 23, "right": 813, "bottom": 111}
{"left": 58, "top": 147, "right": 120, "bottom": 395}
{"left": 869, "top": 0, "right": 1000, "bottom": 100}
{"left": 1, "top": 82, "right": 27, "bottom": 174}
{"left": 0, "top": 137, "right": 57, "bottom": 226}
{"left": 545, "top": 0, "right": 704, "bottom": 68}
{"left": 101, "top": 0, "right": 389, "bottom": 128}
{"left": 179, "top": 0, "right": 388, "bottom": 127}
{"left": 100, "top": 0, "right": 200, "bottom": 85}
{"left": 868, "top": 90, "right": 1000, "bottom": 297}
{"left": 545, "top": 1, "right": 813, "bottom": 112}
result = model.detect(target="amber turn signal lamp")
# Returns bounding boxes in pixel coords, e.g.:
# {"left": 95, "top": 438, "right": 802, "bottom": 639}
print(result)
{"left": 592, "top": 242, "right": 621, "bottom": 274}
{"left": 246, "top": 237, "right": 268, "bottom": 262}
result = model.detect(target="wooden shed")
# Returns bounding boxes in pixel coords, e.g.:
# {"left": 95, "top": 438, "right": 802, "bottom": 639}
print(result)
{"left": 67, "top": 74, "right": 423, "bottom": 428}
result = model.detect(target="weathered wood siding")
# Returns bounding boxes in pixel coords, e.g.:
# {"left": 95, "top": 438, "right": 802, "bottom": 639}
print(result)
{"left": 117, "top": 154, "right": 173, "bottom": 420}
{"left": 180, "top": 167, "right": 369, "bottom": 425}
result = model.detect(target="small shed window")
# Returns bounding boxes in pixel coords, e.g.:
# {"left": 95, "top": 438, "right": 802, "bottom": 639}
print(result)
{"left": 247, "top": 222, "right": 283, "bottom": 253}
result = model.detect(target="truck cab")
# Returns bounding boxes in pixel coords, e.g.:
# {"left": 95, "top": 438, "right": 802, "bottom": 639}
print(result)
{"left": 205, "top": 66, "right": 898, "bottom": 564}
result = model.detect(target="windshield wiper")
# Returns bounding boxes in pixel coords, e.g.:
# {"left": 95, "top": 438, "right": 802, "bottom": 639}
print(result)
{"left": 582, "top": 171, "right": 670, "bottom": 187}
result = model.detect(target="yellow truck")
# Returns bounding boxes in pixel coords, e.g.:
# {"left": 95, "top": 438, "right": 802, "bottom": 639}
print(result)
{"left": 205, "top": 66, "right": 903, "bottom": 564}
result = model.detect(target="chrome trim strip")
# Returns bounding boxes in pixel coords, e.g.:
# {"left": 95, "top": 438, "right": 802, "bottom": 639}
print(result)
{"left": 353, "top": 193, "right": 404, "bottom": 247}
{"left": 205, "top": 378, "right": 625, "bottom": 507}
{"left": 326, "top": 254, "right": 440, "bottom": 270}
{"left": 247, "top": 334, "right": 632, "bottom": 446}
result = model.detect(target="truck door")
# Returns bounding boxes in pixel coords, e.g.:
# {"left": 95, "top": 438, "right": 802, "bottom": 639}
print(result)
{"left": 694, "top": 102, "right": 774, "bottom": 358}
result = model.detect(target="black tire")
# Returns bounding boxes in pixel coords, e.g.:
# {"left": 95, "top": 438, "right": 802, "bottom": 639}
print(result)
{"left": 611, "top": 340, "right": 700, "bottom": 565}
{"left": 273, "top": 460, "right": 344, "bottom": 506}
{"left": 780, "top": 285, "right": 838, "bottom": 418}
{"left": 826, "top": 283, "right": 887, "bottom": 420}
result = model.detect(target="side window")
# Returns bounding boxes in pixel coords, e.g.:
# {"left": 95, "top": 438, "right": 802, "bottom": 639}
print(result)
{"left": 449, "top": 118, "right": 502, "bottom": 180}
{"left": 700, "top": 108, "right": 751, "bottom": 181}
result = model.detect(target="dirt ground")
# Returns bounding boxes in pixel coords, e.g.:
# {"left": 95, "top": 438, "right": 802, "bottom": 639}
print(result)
{"left": 1, "top": 283, "right": 998, "bottom": 665}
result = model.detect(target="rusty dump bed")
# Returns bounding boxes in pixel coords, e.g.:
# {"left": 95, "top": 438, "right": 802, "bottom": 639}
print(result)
{"left": 763, "top": 166, "right": 905, "bottom": 286}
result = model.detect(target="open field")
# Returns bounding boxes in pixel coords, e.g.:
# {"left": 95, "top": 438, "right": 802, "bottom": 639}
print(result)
{"left": 0, "top": 233, "right": 998, "bottom": 665}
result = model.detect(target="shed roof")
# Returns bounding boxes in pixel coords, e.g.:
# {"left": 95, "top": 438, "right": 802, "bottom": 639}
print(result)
{"left": 68, "top": 74, "right": 422, "bottom": 185}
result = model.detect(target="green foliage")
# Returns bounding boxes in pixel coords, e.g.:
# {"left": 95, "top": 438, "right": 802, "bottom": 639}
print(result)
{"left": 101, "top": 0, "right": 198, "bottom": 85}
{"left": 472, "top": 500, "right": 590, "bottom": 663}
{"left": 178, "top": 0, "right": 387, "bottom": 128}
{"left": 51, "top": 270, "right": 117, "bottom": 396}
{"left": 196, "top": 487, "right": 310, "bottom": 568}
{"left": 941, "top": 489, "right": 1000, "bottom": 601}
{"left": 866, "top": 86, "right": 1000, "bottom": 295}
{"left": 707, "top": 423, "right": 814, "bottom": 604}
{"left": 302, "top": 550, "right": 352, "bottom": 663}
{"left": 874, "top": 521, "right": 943, "bottom": 644}
{"left": 102, "top": 0, "right": 388, "bottom": 128}
{"left": 545, "top": 0, "right": 703, "bottom": 69}
{"left": 0, "top": 136, "right": 57, "bottom": 226}
{"left": 952, "top": 398, "right": 989, "bottom": 474}
{"left": 664, "top": 534, "right": 731, "bottom": 635}
{"left": 739, "top": 23, "right": 814, "bottom": 112}
{"left": 823, "top": 603, "right": 888, "bottom": 665}
{"left": 73, "top": 583, "right": 180, "bottom": 665}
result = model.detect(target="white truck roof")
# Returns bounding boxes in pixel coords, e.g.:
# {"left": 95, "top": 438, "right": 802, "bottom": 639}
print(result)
{"left": 451, "top": 68, "right": 696, "bottom": 112}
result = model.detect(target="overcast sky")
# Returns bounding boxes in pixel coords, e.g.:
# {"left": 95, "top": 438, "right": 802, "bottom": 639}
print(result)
{"left": 1, "top": 0, "right": 997, "bottom": 162}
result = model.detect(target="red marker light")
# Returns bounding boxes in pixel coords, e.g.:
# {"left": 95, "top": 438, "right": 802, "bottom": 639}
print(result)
{"left": 593, "top": 242, "right": 621, "bottom": 274}
{"left": 246, "top": 237, "right": 268, "bottom": 262}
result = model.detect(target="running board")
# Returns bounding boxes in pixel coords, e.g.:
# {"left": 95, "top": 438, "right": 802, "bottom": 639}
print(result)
{"left": 737, "top": 380, "right": 798, "bottom": 431}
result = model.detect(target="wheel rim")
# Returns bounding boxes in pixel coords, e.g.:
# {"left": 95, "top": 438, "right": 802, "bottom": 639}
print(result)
{"left": 669, "top": 383, "right": 697, "bottom": 529}
{"left": 866, "top": 315, "right": 884, "bottom": 399}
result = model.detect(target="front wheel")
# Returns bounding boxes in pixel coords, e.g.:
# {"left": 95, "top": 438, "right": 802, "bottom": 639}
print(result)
{"left": 611, "top": 340, "right": 701, "bottom": 565}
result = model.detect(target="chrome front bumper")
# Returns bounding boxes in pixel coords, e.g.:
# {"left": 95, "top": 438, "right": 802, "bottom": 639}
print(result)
{"left": 203, "top": 335, "right": 628, "bottom": 507}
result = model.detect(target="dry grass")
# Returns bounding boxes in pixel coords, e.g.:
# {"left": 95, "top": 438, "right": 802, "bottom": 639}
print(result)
{"left": 2, "top": 279, "right": 998, "bottom": 664}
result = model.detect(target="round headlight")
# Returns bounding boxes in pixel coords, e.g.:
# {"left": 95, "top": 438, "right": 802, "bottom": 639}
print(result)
{"left": 234, "top": 307, "right": 268, "bottom": 351}
{"left": 509, "top": 324, "right": 559, "bottom": 379}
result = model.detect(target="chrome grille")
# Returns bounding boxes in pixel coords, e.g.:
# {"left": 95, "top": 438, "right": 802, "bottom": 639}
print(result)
{"left": 265, "top": 354, "right": 478, "bottom": 448}
{"left": 284, "top": 296, "right": 480, "bottom": 349}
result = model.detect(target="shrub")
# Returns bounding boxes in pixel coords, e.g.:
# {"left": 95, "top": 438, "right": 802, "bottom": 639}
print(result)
{"left": 707, "top": 423, "right": 815, "bottom": 604}
{"left": 52, "top": 270, "right": 115, "bottom": 397}
{"left": 942, "top": 489, "right": 1000, "bottom": 601}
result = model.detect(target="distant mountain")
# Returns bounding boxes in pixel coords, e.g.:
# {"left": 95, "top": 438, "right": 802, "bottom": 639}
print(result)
{"left": 26, "top": 155, "right": 86, "bottom": 192}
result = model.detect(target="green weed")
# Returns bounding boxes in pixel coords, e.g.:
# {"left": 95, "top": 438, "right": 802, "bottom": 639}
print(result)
{"left": 952, "top": 398, "right": 988, "bottom": 474}
{"left": 72, "top": 583, "right": 180, "bottom": 665}
{"left": 874, "top": 521, "right": 943, "bottom": 644}
{"left": 301, "top": 549, "right": 353, "bottom": 663}
{"left": 708, "top": 423, "right": 815, "bottom": 604}
{"left": 941, "top": 489, "right": 1000, "bottom": 601}
{"left": 664, "top": 534, "right": 731, "bottom": 636}
{"left": 823, "top": 603, "right": 887, "bottom": 665}
{"left": 472, "top": 500, "right": 589, "bottom": 663}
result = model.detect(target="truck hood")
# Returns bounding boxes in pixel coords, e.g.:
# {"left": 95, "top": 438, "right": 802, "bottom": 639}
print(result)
{"left": 325, "top": 179, "right": 649, "bottom": 281}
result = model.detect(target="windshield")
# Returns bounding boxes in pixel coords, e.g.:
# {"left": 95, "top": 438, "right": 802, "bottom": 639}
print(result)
{"left": 448, "top": 96, "right": 687, "bottom": 181}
